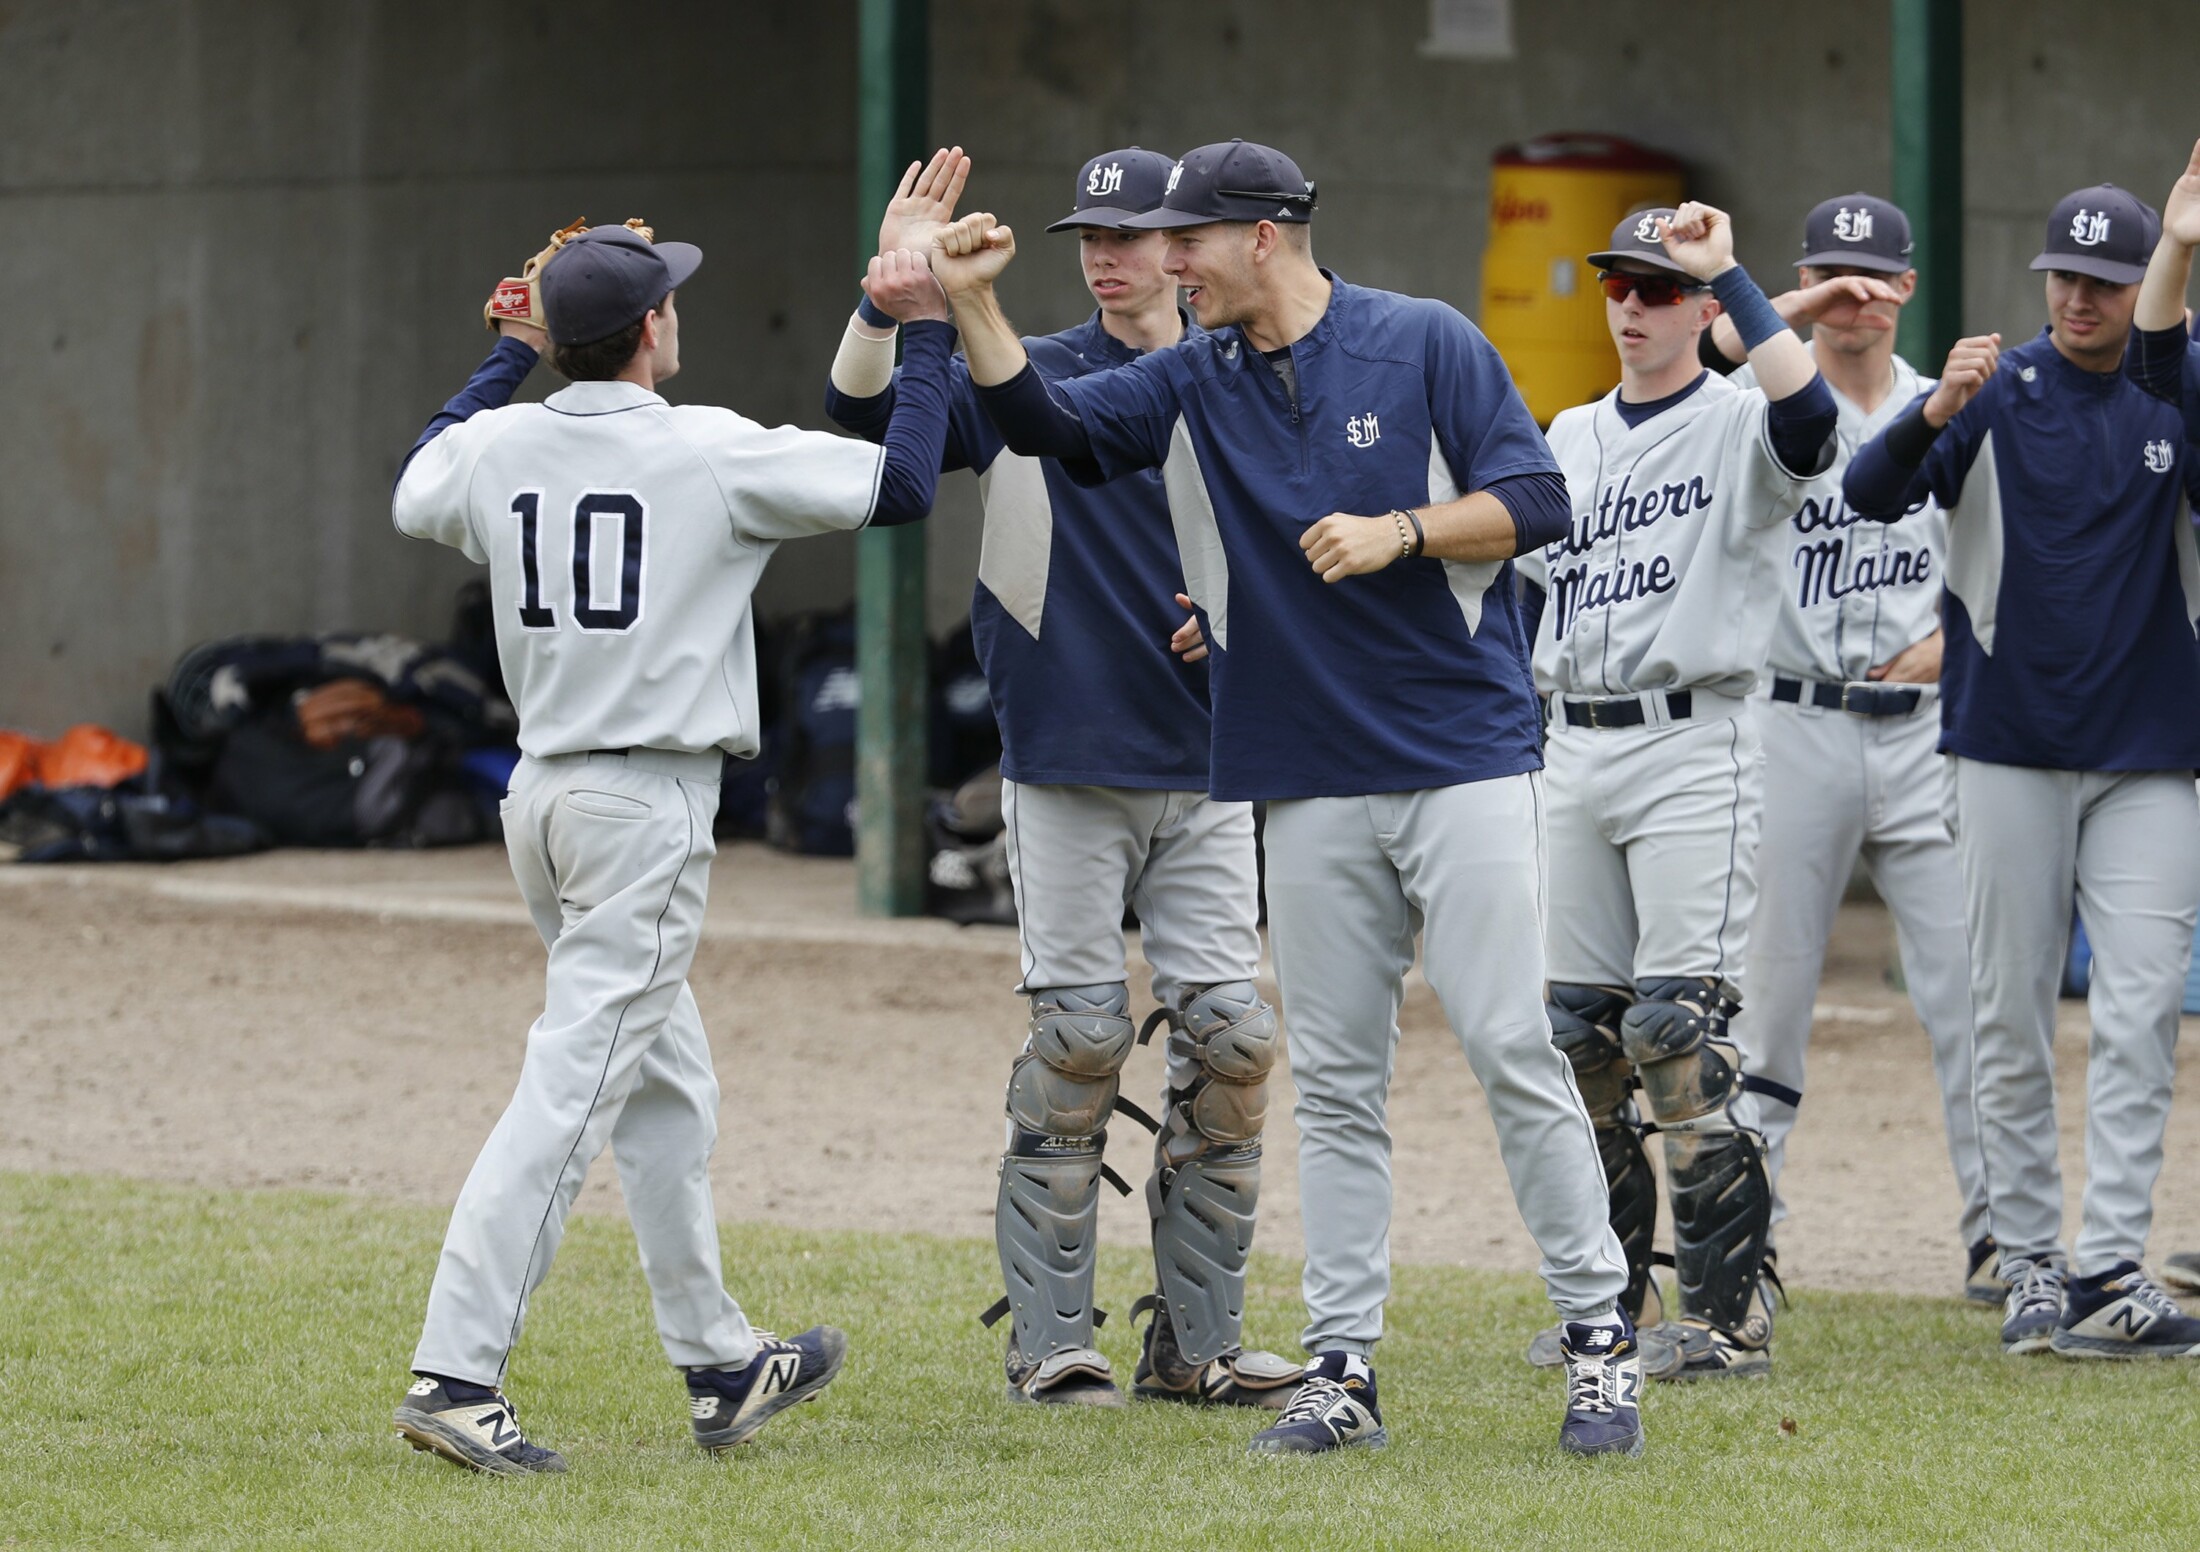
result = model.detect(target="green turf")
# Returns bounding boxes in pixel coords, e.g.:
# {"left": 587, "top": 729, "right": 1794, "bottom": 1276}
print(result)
{"left": 2, "top": 1173, "right": 2195, "bottom": 1550}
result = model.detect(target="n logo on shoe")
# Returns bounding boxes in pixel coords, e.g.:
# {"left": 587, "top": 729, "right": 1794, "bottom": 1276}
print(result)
{"left": 2107, "top": 1302, "right": 2155, "bottom": 1337}
{"left": 759, "top": 1353, "right": 802, "bottom": 1397}
{"left": 480, "top": 1409, "right": 519, "bottom": 1448}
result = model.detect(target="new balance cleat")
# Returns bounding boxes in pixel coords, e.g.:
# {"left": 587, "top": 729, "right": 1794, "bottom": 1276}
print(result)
{"left": 2048, "top": 1263, "right": 2200, "bottom": 1359}
{"left": 1130, "top": 1297, "right": 1303, "bottom": 1409}
{"left": 1559, "top": 1318, "right": 1645, "bottom": 1458}
{"left": 1528, "top": 1318, "right": 1685, "bottom": 1379}
{"left": 1999, "top": 1257, "right": 2066, "bottom": 1355}
{"left": 1005, "top": 1344, "right": 1125, "bottom": 1407}
{"left": 688, "top": 1326, "right": 848, "bottom": 1453}
{"left": 393, "top": 1375, "right": 567, "bottom": 1476}
{"left": 1246, "top": 1351, "right": 1385, "bottom": 1455}
{"left": 1964, "top": 1235, "right": 2010, "bottom": 1305}
{"left": 2160, "top": 1252, "right": 2200, "bottom": 1295}
{"left": 1665, "top": 1318, "right": 1771, "bottom": 1380}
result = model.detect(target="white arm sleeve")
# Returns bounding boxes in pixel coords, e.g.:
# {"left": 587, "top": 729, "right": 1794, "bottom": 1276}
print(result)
{"left": 829, "top": 312, "right": 899, "bottom": 399}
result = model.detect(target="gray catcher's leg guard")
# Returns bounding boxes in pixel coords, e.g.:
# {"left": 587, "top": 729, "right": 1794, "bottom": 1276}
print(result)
{"left": 995, "top": 983, "right": 1134, "bottom": 1365}
{"left": 1621, "top": 977, "right": 1773, "bottom": 1341}
{"left": 1143, "top": 981, "right": 1280, "bottom": 1373}
{"left": 1549, "top": 983, "right": 1661, "bottom": 1325}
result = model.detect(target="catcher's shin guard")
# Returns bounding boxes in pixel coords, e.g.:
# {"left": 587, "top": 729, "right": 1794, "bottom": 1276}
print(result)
{"left": 1549, "top": 983, "right": 1660, "bottom": 1325}
{"left": 1142, "top": 981, "right": 1279, "bottom": 1369}
{"left": 994, "top": 984, "right": 1135, "bottom": 1363}
{"left": 1621, "top": 977, "right": 1773, "bottom": 1341}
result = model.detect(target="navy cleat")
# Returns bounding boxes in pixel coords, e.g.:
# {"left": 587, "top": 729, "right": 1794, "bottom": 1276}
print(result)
{"left": 1998, "top": 1257, "right": 2066, "bottom": 1355}
{"left": 2049, "top": 1263, "right": 2200, "bottom": 1359}
{"left": 393, "top": 1375, "right": 567, "bottom": 1476}
{"left": 1559, "top": 1316, "right": 1645, "bottom": 1458}
{"left": 687, "top": 1326, "right": 848, "bottom": 1453}
{"left": 1964, "top": 1235, "right": 2010, "bottom": 1305}
{"left": 1246, "top": 1351, "right": 1385, "bottom": 1455}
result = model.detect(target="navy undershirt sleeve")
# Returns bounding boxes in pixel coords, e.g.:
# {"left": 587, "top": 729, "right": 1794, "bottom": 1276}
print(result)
{"left": 867, "top": 320, "right": 957, "bottom": 527}
{"left": 395, "top": 334, "right": 538, "bottom": 486}
{"left": 1844, "top": 393, "right": 1942, "bottom": 522}
{"left": 976, "top": 361, "right": 1099, "bottom": 465}
{"left": 1484, "top": 470, "right": 1570, "bottom": 554}
{"left": 1764, "top": 372, "right": 1838, "bottom": 477}
{"left": 2126, "top": 322, "right": 2189, "bottom": 405}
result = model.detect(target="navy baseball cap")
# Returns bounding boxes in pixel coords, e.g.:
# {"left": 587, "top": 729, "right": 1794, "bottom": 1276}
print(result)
{"left": 1586, "top": 208, "right": 1693, "bottom": 275}
{"left": 1797, "top": 194, "right": 1914, "bottom": 272}
{"left": 541, "top": 225, "right": 703, "bottom": 345}
{"left": 1045, "top": 148, "right": 1178, "bottom": 232}
{"left": 2030, "top": 184, "right": 2160, "bottom": 285}
{"left": 1119, "top": 140, "right": 1316, "bottom": 230}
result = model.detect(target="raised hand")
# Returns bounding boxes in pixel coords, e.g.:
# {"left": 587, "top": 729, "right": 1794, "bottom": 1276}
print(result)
{"left": 2163, "top": 137, "right": 2200, "bottom": 249}
{"left": 1170, "top": 592, "right": 1208, "bottom": 663}
{"left": 930, "top": 212, "right": 1017, "bottom": 295}
{"left": 879, "top": 146, "right": 971, "bottom": 258}
{"left": 864, "top": 248, "right": 950, "bottom": 324}
{"left": 1781, "top": 274, "right": 1904, "bottom": 333}
{"left": 1924, "top": 334, "right": 2001, "bottom": 427}
{"left": 1657, "top": 201, "right": 1737, "bottom": 282}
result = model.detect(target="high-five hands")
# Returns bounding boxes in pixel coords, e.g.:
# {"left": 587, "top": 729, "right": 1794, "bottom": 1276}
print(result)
{"left": 1924, "top": 334, "right": 2002, "bottom": 427}
{"left": 1657, "top": 202, "right": 1738, "bottom": 282}
{"left": 879, "top": 146, "right": 971, "bottom": 258}
{"left": 2162, "top": 137, "right": 2200, "bottom": 250}
{"left": 864, "top": 249, "right": 950, "bottom": 324}
{"left": 930, "top": 212, "right": 1018, "bottom": 296}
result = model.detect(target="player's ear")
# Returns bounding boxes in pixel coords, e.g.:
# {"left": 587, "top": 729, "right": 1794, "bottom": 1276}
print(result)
{"left": 1895, "top": 269, "right": 1919, "bottom": 302}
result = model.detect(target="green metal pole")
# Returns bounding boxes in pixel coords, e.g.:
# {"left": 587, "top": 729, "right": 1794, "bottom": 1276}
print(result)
{"left": 855, "top": 0, "right": 930, "bottom": 916}
{"left": 1892, "top": 0, "right": 1963, "bottom": 373}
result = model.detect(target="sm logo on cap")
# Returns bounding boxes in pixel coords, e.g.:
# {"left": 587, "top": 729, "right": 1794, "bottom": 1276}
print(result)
{"left": 1087, "top": 162, "right": 1124, "bottom": 198}
{"left": 2070, "top": 209, "right": 2112, "bottom": 246}
{"left": 1165, "top": 162, "right": 1184, "bottom": 196}
{"left": 1833, "top": 206, "right": 1874, "bottom": 242}
{"left": 1632, "top": 213, "right": 1663, "bottom": 243}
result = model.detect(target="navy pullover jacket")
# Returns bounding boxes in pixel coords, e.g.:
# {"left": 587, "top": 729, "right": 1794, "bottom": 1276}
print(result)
{"left": 1845, "top": 327, "right": 2200, "bottom": 771}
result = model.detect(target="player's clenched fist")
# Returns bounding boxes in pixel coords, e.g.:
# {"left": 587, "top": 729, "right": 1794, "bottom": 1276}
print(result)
{"left": 929, "top": 212, "right": 1017, "bottom": 294}
{"left": 1781, "top": 274, "right": 1904, "bottom": 334}
{"left": 1924, "top": 334, "right": 2002, "bottom": 426}
{"left": 1656, "top": 201, "right": 1738, "bottom": 280}
{"left": 865, "top": 248, "right": 949, "bottom": 323}
{"left": 1301, "top": 512, "right": 1407, "bottom": 583}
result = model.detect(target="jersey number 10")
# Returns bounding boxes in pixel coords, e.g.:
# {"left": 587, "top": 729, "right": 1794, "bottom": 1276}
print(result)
{"left": 512, "top": 490, "right": 646, "bottom": 634}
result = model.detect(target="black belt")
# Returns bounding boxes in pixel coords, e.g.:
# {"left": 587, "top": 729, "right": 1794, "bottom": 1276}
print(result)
{"left": 1561, "top": 690, "right": 1694, "bottom": 729}
{"left": 1769, "top": 676, "right": 1922, "bottom": 718}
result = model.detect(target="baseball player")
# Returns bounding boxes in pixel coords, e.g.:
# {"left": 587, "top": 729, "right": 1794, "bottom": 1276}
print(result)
{"left": 1513, "top": 203, "right": 1838, "bottom": 1381}
{"left": 931, "top": 141, "right": 1647, "bottom": 1459}
{"left": 387, "top": 221, "right": 958, "bottom": 1472}
{"left": 1847, "top": 179, "right": 2200, "bottom": 1358}
{"left": 1698, "top": 195, "right": 1997, "bottom": 1306}
{"left": 2127, "top": 139, "right": 2200, "bottom": 1301}
{"left": 822, "top": 147, "right": 1302, "bottom": 1409}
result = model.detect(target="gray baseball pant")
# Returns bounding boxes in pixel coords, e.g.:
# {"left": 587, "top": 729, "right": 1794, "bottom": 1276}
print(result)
{"left": 1734, "top": 697, "right": 1988, "bottom": 1248}
{"left": 413, "top": 749, "right": 757, "bottom": 1385}
{"left": 1264, "top": 775, "right": 1630, "bottom": 1356}
{"left": 1000, "top": 780, "right": 1262, "bottom": 1002}
{"left": 1948, "top": 757, "right": 2200, "bottom": 1276}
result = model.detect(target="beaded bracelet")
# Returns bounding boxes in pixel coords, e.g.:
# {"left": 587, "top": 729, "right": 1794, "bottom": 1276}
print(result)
{"left": 1392, "top": 508, "right": 1425, "bottom": 558}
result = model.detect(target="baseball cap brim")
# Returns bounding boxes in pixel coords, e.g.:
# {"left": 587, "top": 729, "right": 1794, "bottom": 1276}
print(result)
{"left": 1585, "top": 248, "right": 1691, "bottom": 275}
{"left": 2028, "top": 251, "right": 2146, "bottom": 284}
{"left": 1118, "top": 205, "right": 1237, "bottom": 231}
{"left": 1043, "top": 206, "right": 1150, "bottom": 233}
{"left": 656, "top": 241, "right": 704, "bottom": 294}
{"left": 1795, "top": 249, "right": 1913, "bottom": 272}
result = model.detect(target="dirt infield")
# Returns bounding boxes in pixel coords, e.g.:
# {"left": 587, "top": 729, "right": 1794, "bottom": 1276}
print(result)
{"left": 5, "top": 842, "right": 2196, "bottom": 1299}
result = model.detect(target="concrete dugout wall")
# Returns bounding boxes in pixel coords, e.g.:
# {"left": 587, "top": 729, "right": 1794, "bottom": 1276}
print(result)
{"left": 2, "top": 0, "right": 2190, "bottom": 735}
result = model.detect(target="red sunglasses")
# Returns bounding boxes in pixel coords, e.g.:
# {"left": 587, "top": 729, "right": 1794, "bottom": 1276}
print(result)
{"left": 1599, "top": 271, "right": 1710, "bottom": 306}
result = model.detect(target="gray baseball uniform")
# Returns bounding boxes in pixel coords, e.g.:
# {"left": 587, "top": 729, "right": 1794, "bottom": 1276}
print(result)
{"left": 395, "top": 328, "right": 952, "bottom": 1387}
{"left": 1723, "top": 355, "right": 1987, "bottom": 1255}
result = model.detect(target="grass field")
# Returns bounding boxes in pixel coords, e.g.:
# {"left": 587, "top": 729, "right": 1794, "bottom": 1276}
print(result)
{"left": 2, "top": 1173, "right": 2196, "bottom": 1550}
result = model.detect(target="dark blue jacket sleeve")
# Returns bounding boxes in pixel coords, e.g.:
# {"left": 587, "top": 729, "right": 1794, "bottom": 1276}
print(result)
{"left": 867, "top": 320, "right": 958, "bottom": 527}
{"left": 977, "top": 362, "right": 1106, "bottom": 471}
{"left": 1485, "top": 470, "right": 1571, "bottom": 555}
{"left": 824, "top": 360, "right": 995, "bottom": 475}
{"left": 1846, "top": 391, "right": 1980, "bottom": 523}
{"left": 394, "top": 335, "right": 538, "bottom": 486}
{"left": 1424, "top": 303, "right": 1560, "bottom": 486}
{"left": 1764, "top": 373, "right": 1839, "bottom": 478}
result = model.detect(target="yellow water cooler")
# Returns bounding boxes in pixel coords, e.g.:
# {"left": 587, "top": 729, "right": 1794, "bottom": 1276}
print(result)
{"left": 1480, "top": 134, "right": 1686, "bottom": 425}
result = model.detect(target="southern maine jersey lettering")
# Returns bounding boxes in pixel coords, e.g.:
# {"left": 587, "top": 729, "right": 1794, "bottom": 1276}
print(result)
{"left": 1735, "top": 356, "right": 1948, "bottom": 682}
{"left": 1521, "top": 375, "right": 1811, "bottom": 699}
{"left": 394, "top": 380, "right": 884, "bottom": 759}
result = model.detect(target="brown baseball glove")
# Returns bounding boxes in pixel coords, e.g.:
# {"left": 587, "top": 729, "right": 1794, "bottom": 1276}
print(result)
{"left": 483, "top": 218, "right": 659, "bottom": 332}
